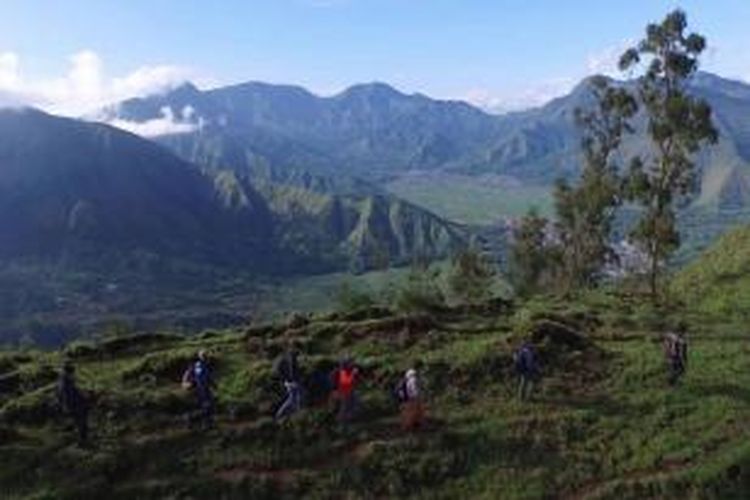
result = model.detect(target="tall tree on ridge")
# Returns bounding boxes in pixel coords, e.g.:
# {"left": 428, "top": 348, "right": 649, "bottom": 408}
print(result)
{"left": 619, "top": 9, "right": 718, "bottom": 299}
{"left": 554, "top": 75, "right": 638, "bottom": 291}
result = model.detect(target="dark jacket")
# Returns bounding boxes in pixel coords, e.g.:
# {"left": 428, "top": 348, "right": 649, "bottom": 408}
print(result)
{"left": 275, "top": 352, "right": 301, "bottom": 383}
{"left": 514, "top": 344, "right": 539, "bottom": 377}
{"left": 57, "top": 373, "right": 87, "bottom": 415}
{"left": 192, "top": 360, "right": 214, "bottom": 400}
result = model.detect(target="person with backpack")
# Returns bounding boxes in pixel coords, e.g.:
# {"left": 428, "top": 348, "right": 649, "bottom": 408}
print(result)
{"left": 331, "top": 357, "right": 360, "bottom": 423}
{"left": 182, "top": 350, "right": 216, "bottom": 430}
{"left": 663, "top": 324, "right": 688, "bottom": 386}
{"left": 274, "top": 346, "right": 303, "bottom": 421}
{"left": 514, "top": 341, "right": 539, "bottom": 402}
{"left": 57, "top": 362, "right": 90, "bottom": 446}
{"left": 396, "top": 362, "right": 425, "bottom": 431}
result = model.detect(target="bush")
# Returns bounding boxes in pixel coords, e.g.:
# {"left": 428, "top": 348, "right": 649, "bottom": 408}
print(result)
{"left": 120, "top": 350, "right": 206, "bottom": 384}
{"left": 448, "top": 248, "right": 497, "bottom": 305}
{"left": 336, "top": 281, "right": 377, "bottom": 312}
{"left": 394, "top": 267, "right": 445, "bottom": 313}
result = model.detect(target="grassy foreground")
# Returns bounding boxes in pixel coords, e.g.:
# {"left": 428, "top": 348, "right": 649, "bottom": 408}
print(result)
{"left": 1, "top": 292, "right": 749, "bottom": 499}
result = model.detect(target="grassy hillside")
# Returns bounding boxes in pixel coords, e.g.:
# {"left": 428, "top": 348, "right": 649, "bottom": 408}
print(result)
{"left": 672, "top": 225, "right": 750, "bottom": 317}
{"left": 386, "top": 174, "right": 554, "bottom": 225}
{"left": 2, "top": 292, "right": 749, "bottom": 498}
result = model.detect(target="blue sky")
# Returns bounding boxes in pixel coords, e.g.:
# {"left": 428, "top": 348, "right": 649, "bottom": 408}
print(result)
{"left": 0, "top": 0, "right": 748, "bottom": 114}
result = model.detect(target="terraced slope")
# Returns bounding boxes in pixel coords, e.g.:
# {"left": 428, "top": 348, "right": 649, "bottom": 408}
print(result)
{"left": 1, "top": 294, "right": 749, "bottom": 498}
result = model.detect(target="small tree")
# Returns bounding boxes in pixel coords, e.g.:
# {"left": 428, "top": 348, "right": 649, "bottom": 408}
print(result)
{"left": 619, "top": 9, "right": 718, "bottom": 299}
{"left": 509, "top": 209, "right": 560, "bottom": 296}
{"left": 336, "top": 280, "right": 376, "bottom": 312}
{"left": 554, "top": 76, "right": 638, "bottom": 291}
{"left": 448, "top": 247, "right": 496, "bottom": 304}
{"left": 395, "top": 260, "right": 445, "bottom": 313}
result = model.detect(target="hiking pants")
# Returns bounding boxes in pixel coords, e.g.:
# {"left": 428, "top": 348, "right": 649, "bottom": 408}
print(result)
{"left": 518, "top": 374, "right": 535, "bottom": 401}
{"left": 72, "top": 408, "right": 89, "bottom": 444}
{"left": 401, "top": 399, "right": 425, "bottom": 431}
{"left": 276, "top": 382, "right": 302, "bottom": 420}
{"left": 668, "top": 359, "right": 685, "bottom": 386}
{"left": 196, "top": 388, "right": 215, "bottom": 429}
{"left": 337, "top": 391, "right": 358, "bottom": 423}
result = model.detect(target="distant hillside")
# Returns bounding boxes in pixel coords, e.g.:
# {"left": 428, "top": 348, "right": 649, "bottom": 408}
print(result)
{"left": 0, "top": 109, "right": 466, "bottom": 343}
{"left": 101, "top": 73, "right": 750, "bottom": 210}
{"left": 0, "top": 108, "right": 463, "bottom": 275}
{"left": 101, "top": 81, "right": 501, "bottom": 183}
{"left": 0, "top": 108, "right": 272, "bottom": 269}
{"left": 671, "top": 224, "right": 750, "bottom": 315}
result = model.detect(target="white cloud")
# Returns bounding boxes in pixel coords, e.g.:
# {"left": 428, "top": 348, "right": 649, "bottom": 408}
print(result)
{"left": 106, "top": 106, "right": 203, "bottom": 138}
{"left": 586, "top": 40, "right": 633, "bottom": 77}
{"left": 464, "top": 77, "right": 577, "bottom": 114}
{"left": 0, "top": 50, "right": 198, "bottom": 116}
{"left": 462, "top": 40, "right": 637, "bottom": 114}
{"left": 0, "top": 52, "right": 21, "bottom": 88}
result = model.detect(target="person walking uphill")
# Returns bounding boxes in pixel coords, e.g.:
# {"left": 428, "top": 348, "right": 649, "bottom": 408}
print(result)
{"left": 182, "top": 350, "right": 216, "bottom": 430}
{"left": 397, "top": 363, "right": 425, "bottom": 431}
{"left": 57, "top": 362, "right": 90, "bottom": 446}
{"left": 663, "top": 325, "right": 689, "bottom": 386}
{"left": 274, "top": 346, "right": 303, "bottom": 421}
{"left": 332, "top": 358, "right": 360, "bottom": 423}
{"left": 514, "top": 341, "right": 539, "bottom": 402}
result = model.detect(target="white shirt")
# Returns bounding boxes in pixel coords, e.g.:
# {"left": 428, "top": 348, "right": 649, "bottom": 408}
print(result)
{"left": 405, "top": 371, "right": 419, "bottom": 400}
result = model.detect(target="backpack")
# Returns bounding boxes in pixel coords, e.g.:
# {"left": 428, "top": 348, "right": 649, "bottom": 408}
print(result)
{"left": 394, "top": 378, "right": 408, "bottom": 404}
{"left": 514, "top": 346, "right": 533, "bottom": 374}
{"left": 181, "top": 364, "right": 196, "bottom": 390}
{"left": 665, "top": 334, "right": 687, "bottom": 364}
{"left": 674, "top": 337, "right": 688, "bottom": 365}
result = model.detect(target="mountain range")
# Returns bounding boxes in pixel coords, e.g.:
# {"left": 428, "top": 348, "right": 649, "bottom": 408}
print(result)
{"left": 0, "top": 108, "right": 464, "bottom": 277}
{"left": 4, "top": 71, "right": 750, "bottom": 343}
{"left": 100, "top": 72, "right": 750, "bottom": 209}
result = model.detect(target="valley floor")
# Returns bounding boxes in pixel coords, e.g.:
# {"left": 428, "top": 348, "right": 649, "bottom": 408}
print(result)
{"left": 1, "top": 292, "right": 749, "bottom": 499}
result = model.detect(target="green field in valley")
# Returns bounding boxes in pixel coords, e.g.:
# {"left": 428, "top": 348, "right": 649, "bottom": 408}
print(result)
{"left": 387, "top": 175, "right": 555, "bottom": 225}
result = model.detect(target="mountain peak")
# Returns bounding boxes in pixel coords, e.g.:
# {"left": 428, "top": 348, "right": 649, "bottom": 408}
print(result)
{"left": 337, "top": 82, "right": 405, "bottom": 100}
{"left": 168, "top": 81, "right": 201, "bottom": 97}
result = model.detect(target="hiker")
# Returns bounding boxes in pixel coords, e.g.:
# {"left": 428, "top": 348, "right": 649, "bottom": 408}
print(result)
{"left": 182, "top": 350, "right": 216, "bottom": 430}
{"left": 57, "top": 362, "right": 90, "bottom": 446}
{"left": 514, "top": 341, "right": 539, "bottom": 401}
{"left": 331, "top": 358, "right": 360, "bottom": 423}
{"left": 396, "top": 363, "right": 425, "bottom": 431}
{"left": 306, "top": 361, "right": 334, "bottom": 407}
{"left": 663, "top": 325, "right": 689, "bottom": 386}
{"left": 274, "top": 345, "right": 303, "bottom": 421}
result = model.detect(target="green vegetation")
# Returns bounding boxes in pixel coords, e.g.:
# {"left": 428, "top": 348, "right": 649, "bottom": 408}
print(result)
{"left": 387, "top": 174, "right": 555, "bottom": 225}
{"left": 554, "top": 76, "right": 636, "bottom": 291}
{"left": 1, "top": 291, "right": 749, "bottom": 498}
{"left": 620, "top": 10, "right": 718, "bottom": 297}
{"left": 447, "top": 248, "right": 497, "bottom": 305}
{"left": 4, "top": 8, "right": 750, "bottom": 498}
{"left": 672, "top": 225, "right": 750, "bottom": 317}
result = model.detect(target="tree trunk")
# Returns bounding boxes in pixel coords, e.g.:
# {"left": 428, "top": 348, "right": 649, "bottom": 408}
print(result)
{"left": 650, "top": 239, "right": 659, "bottom": 301}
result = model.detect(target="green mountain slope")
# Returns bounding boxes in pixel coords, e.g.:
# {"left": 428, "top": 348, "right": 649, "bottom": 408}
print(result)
{"left": 2, "top": 295, "right": 749, "bottom": 498}
{"left": 0, "top": 109, "right": 466, "bottom": 344}
{"left": 672, "top": 225, "right": 750, "bottom": 315}
{"left": 0, "top": 108, "right": 463, "bottom": 275}
{"left": 0, "top": 108, "right": 272, "bottom": 268}
{"left": 102, "top": 73, "right": 750, "bottom": 207}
